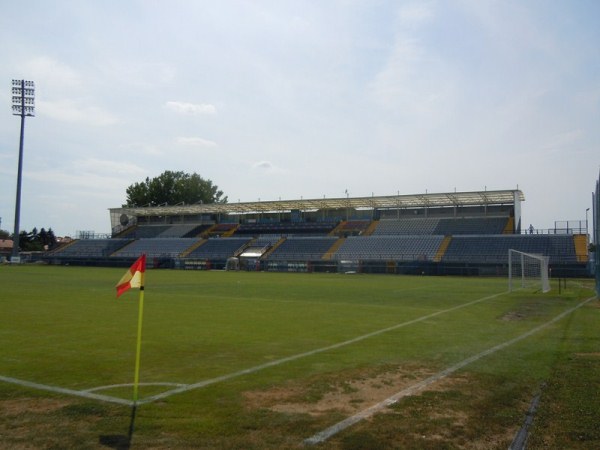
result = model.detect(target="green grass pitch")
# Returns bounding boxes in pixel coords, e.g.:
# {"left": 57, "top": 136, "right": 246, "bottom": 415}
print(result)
{"left": 1, "top": 265, "right": 598, "bottom": 449}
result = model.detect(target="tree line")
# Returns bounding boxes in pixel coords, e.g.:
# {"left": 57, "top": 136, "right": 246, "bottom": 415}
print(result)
{"left": 0, "top": 227, "right": 57, "bottom": 251}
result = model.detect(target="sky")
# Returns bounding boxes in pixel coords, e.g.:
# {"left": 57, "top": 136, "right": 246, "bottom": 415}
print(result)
{"left": 1, "top": 0, "right": 599, "bottom": 237}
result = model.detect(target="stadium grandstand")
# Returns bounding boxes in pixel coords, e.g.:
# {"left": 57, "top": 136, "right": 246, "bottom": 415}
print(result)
{"left": 43, "top": 188, "right": 591, "bottom": 278}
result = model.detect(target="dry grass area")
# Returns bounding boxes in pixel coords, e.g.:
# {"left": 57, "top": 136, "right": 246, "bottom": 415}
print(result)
{"left": 245, "top": 363, "right": 437, "bottom": 417}
{"left": 0, "top": 394, "right": 126, "bottom": 450}
{"left": 244, "top": 363, "right": 523, "bottom": 449}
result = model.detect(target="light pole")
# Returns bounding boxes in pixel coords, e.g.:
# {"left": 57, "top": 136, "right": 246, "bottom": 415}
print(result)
{"left": 586, "top": 208, "right": 590, "bottom": 237}
{"left": 345, "top": 189, "right": 349, "bottom": 221}
{"left": 11, "top": 79, "right": 35, "bottom": 262}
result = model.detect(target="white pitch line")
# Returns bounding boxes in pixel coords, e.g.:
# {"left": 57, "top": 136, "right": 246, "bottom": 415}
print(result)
{"left": 138, "top": 291, "right": 506, "bottom": 404}
{"left": 303, "top": 295, "right": 598, "bottom": 445}
{"left": 0, "top": 375, "right": 133, "bottom": 406}
{"left": 84, "top": 381, "right": 186, "bottom": 393}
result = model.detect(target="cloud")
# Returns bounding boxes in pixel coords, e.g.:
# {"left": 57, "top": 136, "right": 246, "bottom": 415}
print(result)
{"left": 70, "top": 158, "right": 146, "bottom": 177}
{"left": 37, "top": 99, "right": 118, "bottom": 126}
{"left": 175, "top": 137, "right": 218, "bottom": 147}
{"left": 101, "top": 61, "right": 177, "bottom": 88}
{"left": 253, "top": 160, "right": 273, "bottom": 170}
{"left": 118, "top": 142, "right": 163, "bottom": 157}
{"left": 369, "top": 38, "right": 421, "bottom": 103}
{"left": 540, "top": 129, "right": 584, "bottom": 153}
{"left": 397, "top": 2, "right": 434, "bottom": 26}
{"left": 16, "top": 56, "right": 119, "bottom": 126}
{"left": 27, "top": 158, "right": 145, "bottom": 189}
{"left": 21, "top": 56, "right": 83, "bottom": 93}
{"left": 251, "top": 160, "right": 286, "bottom": 173}
{"left": 165, "top": 101, "right": 217, "bottom": 115}
{"left": 367, "top": 3, "right": 453, "bottom": 119}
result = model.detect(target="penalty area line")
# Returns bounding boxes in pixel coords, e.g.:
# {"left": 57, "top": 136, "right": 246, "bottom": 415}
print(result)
{"left": 0, "top": 375, "right": 134, "bottom": 406}
{"left": 303, "top": 295, "right": 597, "bottom": 446}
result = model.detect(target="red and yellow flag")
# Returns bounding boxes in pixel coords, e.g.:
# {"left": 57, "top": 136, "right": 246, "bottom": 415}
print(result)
{"left": 116, "top": 254, "right": 146, "bottom": 298}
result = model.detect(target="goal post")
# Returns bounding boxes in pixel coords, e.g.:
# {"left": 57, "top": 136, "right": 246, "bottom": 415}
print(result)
{"left": 508, "top": 249, "right": 551, "bottom": 293}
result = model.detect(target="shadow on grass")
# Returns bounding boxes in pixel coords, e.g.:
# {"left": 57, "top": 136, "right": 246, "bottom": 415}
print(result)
{"left": 99, "top": 404, "right": 137, "bottom": 450}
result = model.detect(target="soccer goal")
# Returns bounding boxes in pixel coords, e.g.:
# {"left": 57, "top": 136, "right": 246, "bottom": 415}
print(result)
{"left": 508, "top": 249, "right": 551, "bottom": 293}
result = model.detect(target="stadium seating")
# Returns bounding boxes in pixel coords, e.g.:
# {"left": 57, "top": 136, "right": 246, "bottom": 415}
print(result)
{"left": 267, "top": 237, "right": 338, "bottom": 260}
{"left": 128, "top": 225, "right": 172, "bottom": 239}
{"left": 111, "top": 238, "right": 199, "bottom": 258}
{"left": 434, "top": 217, "right": 508, "bottom": 235}
{"left": 333, "top": 235, "right": 444, "bottom": 261}
{"left": 373, "top": 218, "right": 439, "bottom": 235}
{"left": 373, "top": 217, "right": 508, "bottom": 235}
{"left": 156, "top": 224, "right": 208, "bottom": 238}
{"left": 235, "top": 221, "right": 338, "bottom": 236}
{"left": 46, "top": 212, "right": 587, "bottom": 277}
{"left": 441, "top": 235, "right": 578, "bottom": 264}
{"left": 253, "top": 235, "right": 283, "bottom": 246}
{"left": 333, "top": 220, "right": 371, "bottom": 236}
{"left": 51, "top": 238, "right": 132, "bottom": 257}
{"left": 186, "top": 237, "right": 252, "bottom": 259}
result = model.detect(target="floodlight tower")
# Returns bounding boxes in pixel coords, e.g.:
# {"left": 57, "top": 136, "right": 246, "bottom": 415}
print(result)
{"left": 11, "top": 79, "right": 35, "bottom": 262}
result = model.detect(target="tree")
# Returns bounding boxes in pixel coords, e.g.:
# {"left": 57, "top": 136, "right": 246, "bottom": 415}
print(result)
{"left": 39, "top": 228, "right": 57, "bottom": 249}
{"left": 124, "top": 171, "right": 227, "bottom": 207}
{"left": 14, "top": 227, "right": 57, "bottom": 251}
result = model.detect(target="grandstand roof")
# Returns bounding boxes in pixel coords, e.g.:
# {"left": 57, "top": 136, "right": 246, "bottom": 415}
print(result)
{"left": 110, "top": 189, "right": 524, "bottom": 217}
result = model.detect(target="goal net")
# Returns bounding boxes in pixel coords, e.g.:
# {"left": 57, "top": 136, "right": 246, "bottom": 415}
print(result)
{"left": 508, "top": 249, "right": 551, "bottom": 293}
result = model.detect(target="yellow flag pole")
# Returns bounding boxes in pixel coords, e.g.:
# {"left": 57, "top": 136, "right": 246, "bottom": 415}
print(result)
{"left": 132, "top": 286, "right": 145, "bottom": 403}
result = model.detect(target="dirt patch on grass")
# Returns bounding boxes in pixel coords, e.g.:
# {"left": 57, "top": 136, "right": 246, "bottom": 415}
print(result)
{"left": 0, "top": 397, "right": 73, "bottom": 416}
{"left": 574, "top": 352, "right": 600, "bottom": 358}
{"left": 245, "top": 367, "right": 523, "bottom": 449}
{"left": 0, "top": 395, "right": 121, "bottom": 449}
{"left": 244, "top": 363, "right": 466, "bottom": 417}
{"left": 500, "top": 311, "right": 525, "bottom": 321}
{"left": 0, "top": 397, "right": 76, "bottom": 449}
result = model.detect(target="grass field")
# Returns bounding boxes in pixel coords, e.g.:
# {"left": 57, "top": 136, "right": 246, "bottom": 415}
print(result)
{"left": 0, "top": 265, "right": 598, "bottom": 449}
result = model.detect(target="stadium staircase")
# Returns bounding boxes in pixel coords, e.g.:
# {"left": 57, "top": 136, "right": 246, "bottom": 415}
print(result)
{"left": 238, "top": 237, "right": 273, "bottom": 258}
{"left": 222, "top": 225, "right": 239, "bottom": 237}
{"left": 363, "top": 221, "right": 379, "bottom": 236}
{"left": 46, "top": 239, "right": 78, "bottom": 255}
{"left": 109, "top": 239, "right": 137, "bottom": 256}
{"left": 260, "top": 237, "right": 286, "bottom": 259}
{"left": 573, "top": 235, "right": 589, "bottom": 263}
{"left": 201, "top": 223, "right": 238, "bottom": 238}
{"left": 181, "top": 239, "right": 207, "bottom": 257}
{"left": 201, "top": 224, "right": 217, "bottom": 238}
{"left": 322, "top": 237, "right": 346, "bottom": 260}
{"left": 433, "top": 236, "right": 452, "bottom": 262}
{"left": 503, "top": 217, "right": 514, "bottom": 234}
{"left": 329, "top": 221, "right": 347, "bottom": 236}
{"left": 234, "top": 238, "right": 256, "bottom": 257}
{"left": 114, "top": 225, "right": 137, "bottom": 238}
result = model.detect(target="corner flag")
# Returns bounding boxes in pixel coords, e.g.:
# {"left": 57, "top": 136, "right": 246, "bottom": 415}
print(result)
{"left": 116, "top": 254, "right": 146, "bottom": 298}
{"left": 115, "top": 254, "right": 148, "bottom": 403}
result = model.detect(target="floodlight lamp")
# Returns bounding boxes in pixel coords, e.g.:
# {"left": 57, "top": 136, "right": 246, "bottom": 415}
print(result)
{"left": 11, "top": 80, "right": 35, "bottom": 117}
